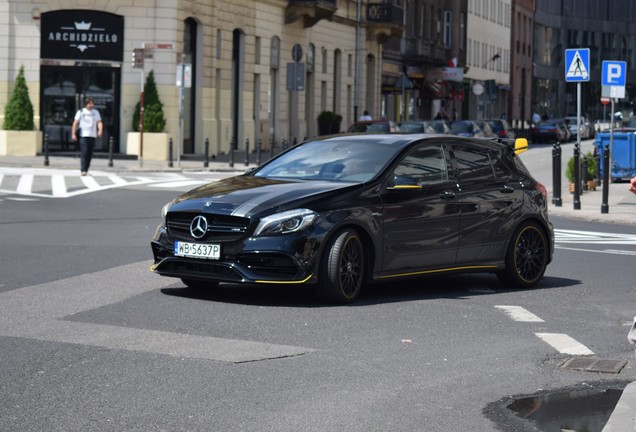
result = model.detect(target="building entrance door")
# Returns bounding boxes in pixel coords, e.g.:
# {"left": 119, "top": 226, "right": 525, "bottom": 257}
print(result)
{"left": 40, "top": 65, "right": 120, "bottom": 152}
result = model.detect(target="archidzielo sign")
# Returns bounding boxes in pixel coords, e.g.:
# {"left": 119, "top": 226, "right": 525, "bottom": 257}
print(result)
{"left": 41, "top": 10, "right": 124, "bottom": 62}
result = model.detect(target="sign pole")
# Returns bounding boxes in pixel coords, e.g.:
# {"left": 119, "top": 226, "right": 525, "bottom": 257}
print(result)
{"left": 573, "top": 82, "right": 581, "bottom": 209}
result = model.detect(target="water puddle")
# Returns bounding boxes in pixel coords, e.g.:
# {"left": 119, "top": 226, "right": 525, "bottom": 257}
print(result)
{"left": 507, "top": 388, "right": 623, "bottom": 432}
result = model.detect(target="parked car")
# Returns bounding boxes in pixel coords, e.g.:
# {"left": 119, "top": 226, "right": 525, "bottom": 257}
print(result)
{"left": 347, "top": 120, "right": 400, "bottom": 133}
{"left": 530, "top": 119, "right": 569, "bottom": 143}
{"left": 485, "top": 119, "right": 515, "bottom": 139}
{"left": 563, "top": 116, "right": 592, "bottom": 140}
{"left": 151, "top": 134, "right": 553, "bottom": 304}
{"left": 399, "top": 120, "right": 454, "bottom": 134}
{"left": 475, "top": 120, "right": 498, "bottom": 138}
{"left": 451, "top": 120, "right": 485, "bottom": 137}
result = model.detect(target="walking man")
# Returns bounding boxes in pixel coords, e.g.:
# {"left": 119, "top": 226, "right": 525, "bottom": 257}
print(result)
{"left": 72, "top": 98, "right": 103, "bottom": 176}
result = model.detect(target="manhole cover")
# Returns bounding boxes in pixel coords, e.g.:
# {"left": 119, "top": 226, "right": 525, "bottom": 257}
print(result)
{"left": 560, "top": 357, "right": 627, "bottom": 374}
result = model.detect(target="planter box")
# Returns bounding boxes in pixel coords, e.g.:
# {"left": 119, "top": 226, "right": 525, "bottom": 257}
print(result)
{"left": 0, "top": 130, "right": 42, "bottom": 156}
{"left": 126, "top": 132, "right": 170, "bottom": 160}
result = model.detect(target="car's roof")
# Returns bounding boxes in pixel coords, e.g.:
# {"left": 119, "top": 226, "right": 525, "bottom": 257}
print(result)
{"left": 315, "top": 133, "right": 504, "bottom": 149}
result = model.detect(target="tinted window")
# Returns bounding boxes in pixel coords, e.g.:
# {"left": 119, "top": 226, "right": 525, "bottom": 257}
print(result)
{"left": 393, "top": 144, "right": 449, "bottom": 185}
{"left": 452, "top": 146, "right": 494, "bottom": 181}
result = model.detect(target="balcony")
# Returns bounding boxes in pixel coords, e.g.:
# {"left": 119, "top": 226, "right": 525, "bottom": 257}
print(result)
{"left": 403, "top": 38, "right": 446, "bottom": 63}
{"left": 366, "top": 2, "right": 405, "bottom": 42}
{"left": 285, "top": 0, "right": 338, "bottom": 27}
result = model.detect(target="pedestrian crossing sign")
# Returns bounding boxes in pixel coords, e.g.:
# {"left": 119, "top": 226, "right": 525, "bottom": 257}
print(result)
{"left": 565, "top": 49, "right": 590, "bottom": 82}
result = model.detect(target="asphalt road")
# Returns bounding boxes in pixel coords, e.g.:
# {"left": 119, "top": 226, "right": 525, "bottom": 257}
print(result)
{"left": 1, "top": 152, "right": 635, "bottom": 431}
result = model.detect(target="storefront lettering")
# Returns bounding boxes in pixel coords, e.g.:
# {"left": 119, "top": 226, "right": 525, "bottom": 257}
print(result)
{"left": 48, "top": 32, "right": 118, "bottom": 44}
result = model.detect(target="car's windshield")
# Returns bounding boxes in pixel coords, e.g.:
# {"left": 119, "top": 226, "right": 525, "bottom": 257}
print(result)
{"left": 400, "top": 122, "right": 424, "bottom": 133}
{"left": 253, "top": 139, "right": 400, "bottom": 182}
{"left": 451, "top": 122, "right": 473, "bottom": 133}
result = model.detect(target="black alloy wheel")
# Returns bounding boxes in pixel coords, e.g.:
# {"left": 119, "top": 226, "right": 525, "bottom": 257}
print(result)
{"left": 497, "top": 222, "right": 548, "bottom": 288}
{"left": 317, "top": 228, "right": 365, "bottom": 303}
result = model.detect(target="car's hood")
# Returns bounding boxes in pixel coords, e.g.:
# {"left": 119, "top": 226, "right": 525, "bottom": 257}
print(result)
{"left": 169, "top": 175, "right": 358, "bottom": 217}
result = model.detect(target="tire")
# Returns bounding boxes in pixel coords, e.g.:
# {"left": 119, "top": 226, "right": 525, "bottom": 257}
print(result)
{"left": 316, "top": 228, "right": 365, "bottom": 304}
{"left": 497, "top": 222, "right": 548, "bottom": 288}
{"left": 181, "top": 278, "right": 219, "bottom": 290}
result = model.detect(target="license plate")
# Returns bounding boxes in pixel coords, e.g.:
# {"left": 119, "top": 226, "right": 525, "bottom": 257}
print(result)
{"left": 174, "top": 242, "right": 221, "bottom": 260}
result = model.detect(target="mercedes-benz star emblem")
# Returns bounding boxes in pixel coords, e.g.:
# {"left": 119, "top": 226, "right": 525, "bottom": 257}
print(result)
{"left": 190, "top": 215, "right": 208, "bottom": 239}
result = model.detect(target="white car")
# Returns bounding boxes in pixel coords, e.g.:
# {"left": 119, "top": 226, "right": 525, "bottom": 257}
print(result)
{"left": 564, "top": 116, "right": 592, "bottom": 140}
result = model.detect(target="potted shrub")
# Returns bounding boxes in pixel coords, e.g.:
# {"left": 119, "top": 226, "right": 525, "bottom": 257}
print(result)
{"left": 127, "top": 70, "right": 169, "bottom": 160}
{"left": 317, "top": 111, "right": 342, "bottom": 135}
{"left": 566, "top": 153, "right": 597, "bottom": 192}
{"left": 0, "top": 65, "right": 42, "bottom": 156}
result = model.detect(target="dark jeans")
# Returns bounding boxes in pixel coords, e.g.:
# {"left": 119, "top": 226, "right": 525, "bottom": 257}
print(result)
{"left": 79, "top": 136, "right": 96, "bottom": 172}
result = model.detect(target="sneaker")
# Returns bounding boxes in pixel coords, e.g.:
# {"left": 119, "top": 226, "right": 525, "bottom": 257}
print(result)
{"left": 81, "top": 171, "right": 87, "bottom": 176}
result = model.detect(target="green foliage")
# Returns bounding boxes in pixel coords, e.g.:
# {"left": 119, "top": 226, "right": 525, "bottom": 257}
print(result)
{"left": 132, "top": 70, "right": 166, "bottom": 133}
{"left": 317, "top": 111, "right": 342, "bottom": 135}
{"left": 3, "top": 66, "right": 35, "bottom": 131}
{"left": 566, "top": 152, "right": 596, "bottom": 183}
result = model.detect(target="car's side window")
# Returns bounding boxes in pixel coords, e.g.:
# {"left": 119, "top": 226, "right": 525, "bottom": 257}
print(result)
{"left": 452, "top": 146, "right": 495, "bottom": 181}
{"left": 393, "top": 144, "right": 449, "bottom": 185}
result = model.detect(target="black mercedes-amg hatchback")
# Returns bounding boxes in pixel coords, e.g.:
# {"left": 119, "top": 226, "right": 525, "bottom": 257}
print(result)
{"left": 151, "top": 134, "right": 553, "bottom": 303}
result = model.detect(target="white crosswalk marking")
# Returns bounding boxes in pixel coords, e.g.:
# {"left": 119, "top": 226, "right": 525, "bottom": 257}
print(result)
{"left": 555, "top": 229, "right": 636, "bottom": 245}
{"left": 0, "top": 167, "right": 194, "bottom": 198}
{"left": 535, "top": 333, "right": 594, "bottom": 355}
{"left": 495, "top": 305, "right": 545, "bottom": 322}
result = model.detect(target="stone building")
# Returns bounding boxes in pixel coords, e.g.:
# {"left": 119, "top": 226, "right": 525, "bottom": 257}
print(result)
{"left": 0, "top": 0, "right": 391, "bottom": 158}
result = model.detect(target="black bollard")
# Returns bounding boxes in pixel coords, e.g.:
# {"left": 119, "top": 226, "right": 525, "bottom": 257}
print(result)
{"left": 594, "top": 151, "right": 601, "bottom": 187}
{"left": 573, "top": 142, "right": 581, "bottom": 210}
{"left": 553, "top": 142, "right": 562, "bottom": 206}
{"left": 204, "top": 138, "right": 209, "bottom": 168}
{"left": 44, "top": 133, "right": 49, "bottom": 166}
{"left": 256, "top": 138, "right": 262, "bottom": 166}
{"left": 168, "top": 138, "right": 174, "bottom": 168}
{"left": 229, "top": 136, "right": 235, "bottom": 168}
{"left": 244, "top": 138, "right": 250, "bottom": 166}
{"left": 269, "top": 136, "right": 274, "bottom": 159}
{"left": 108, "top": 136, "right": 114, "bottom": 167}
{"left": 601, "top": 143, "right": 610, "bottom": 213}
{"left": 293, "top": 137, "right": 298, "bottom": 147}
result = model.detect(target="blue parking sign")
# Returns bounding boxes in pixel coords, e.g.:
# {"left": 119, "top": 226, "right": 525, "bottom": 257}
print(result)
{"left": 565, "top": 49, "right": 590, "bottom": 82}
{"left": 602, "top": 61, "right": 626, "bottom": 86}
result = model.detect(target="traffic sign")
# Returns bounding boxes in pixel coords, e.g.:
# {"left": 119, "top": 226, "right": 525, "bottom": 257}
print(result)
{"left": 602, "top": 60, "right": 626, "bottom": 86}
{"left": 565, "top": 48, "right": 590, "bottom": 82}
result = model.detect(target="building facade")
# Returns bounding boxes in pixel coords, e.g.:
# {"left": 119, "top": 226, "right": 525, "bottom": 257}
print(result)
{"left": 533, "top": 0, "right": 636, "bottom": 122}
{"left": 464, "top": 0, "right": 512, "bottom": 121}
{"left": 0, "top": 0, "right": 390, "bottom": 157}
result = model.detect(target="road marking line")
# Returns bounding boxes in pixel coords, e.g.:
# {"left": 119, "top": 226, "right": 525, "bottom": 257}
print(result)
{"left": 108, "top": 175, "right": 128, "bottom": 186}
{"left": 495, "top": 305, "right": 545, "bottom": 322}
{"left": 16, "top": 174, "right": 33, "bottom": 194}
{"left": 0, "top": 262, "right": 314, "bottom": 363}
{"left": 535, "top": 332, "right": 594, "bottom": 355}
{"left": 148, "top": 180, "right": 207, "bottom": 188}
{"left": 80, "top": 175, "right": 101, "bottom": 189}
{"left": 51, "top": 174, "right": 67, "bottom": 197}
{"left": 555, "top": 245, "right": 636, "bottom": 256}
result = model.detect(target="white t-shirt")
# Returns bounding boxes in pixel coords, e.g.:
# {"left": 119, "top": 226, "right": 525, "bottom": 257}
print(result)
{"left": 75, "top": 108, "right": 102, "bottom": 138}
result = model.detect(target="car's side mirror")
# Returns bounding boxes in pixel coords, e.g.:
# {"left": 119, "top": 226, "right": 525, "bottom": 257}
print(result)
{"left": 390, "top": 175, "right": 422, "bottom": 189}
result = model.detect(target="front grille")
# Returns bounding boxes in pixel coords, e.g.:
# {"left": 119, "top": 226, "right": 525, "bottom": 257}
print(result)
{"left": 167, "top": 212, "right": 250, "bottom": 242}
{"left": 238, "top": 253, "right": 298, "bottom": 277}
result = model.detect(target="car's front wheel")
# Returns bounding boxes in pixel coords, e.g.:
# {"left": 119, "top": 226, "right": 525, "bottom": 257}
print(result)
{"left": 181, "top": 278, "right": 219, "bottom": 290}
{"left": 497, "top": 222, "right": 548, "bottom": 288}
{"left": 317, "top": 228, "right": 365, "bottom": 303}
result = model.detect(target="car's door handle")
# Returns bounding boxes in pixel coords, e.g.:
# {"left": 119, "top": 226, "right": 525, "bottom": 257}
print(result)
{"left": 439, "top": 191, "right": 457, "bottom": 200}
{"left": 500, "top": 185, "right": 515, "bottom": 193}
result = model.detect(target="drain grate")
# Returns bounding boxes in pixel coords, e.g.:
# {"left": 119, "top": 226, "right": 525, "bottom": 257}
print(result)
{"left": 560, "top": 357, "right": 628, "bottom": 374}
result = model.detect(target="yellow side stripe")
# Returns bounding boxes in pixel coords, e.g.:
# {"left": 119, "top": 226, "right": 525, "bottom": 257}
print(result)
{"left": 255, "top": 274, "right": 314, "bottom": 284}
{"left": 378, "top": 265, "right": 497, "bottom": 279}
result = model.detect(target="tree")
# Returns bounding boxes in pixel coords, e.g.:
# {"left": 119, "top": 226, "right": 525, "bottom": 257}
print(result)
{"left": 132, "top": 70, "right": 166, "bottom": 133}
{"left": 3, "top": 66, "right": 34, "bottom": 131}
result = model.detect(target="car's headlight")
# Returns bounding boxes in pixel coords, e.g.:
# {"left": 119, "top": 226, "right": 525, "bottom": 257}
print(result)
{"left": 254, "top": 209, "right": 317, "bottom": 236}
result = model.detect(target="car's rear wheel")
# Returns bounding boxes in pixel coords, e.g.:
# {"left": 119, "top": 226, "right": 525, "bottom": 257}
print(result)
{"left": 497, "top": 222, "right": 548, "bottom": 288}
{"left": 181, "top": 278, "right": 219, "bottom": 290}
{"left": 317, "top": 228, "right": 365, "bottom": 304}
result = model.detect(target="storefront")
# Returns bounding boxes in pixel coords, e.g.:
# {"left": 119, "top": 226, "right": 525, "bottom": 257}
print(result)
{"left": 39, "top": 10, "right": 123, "bottom": 153}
